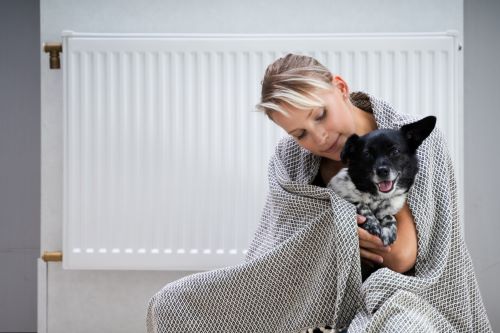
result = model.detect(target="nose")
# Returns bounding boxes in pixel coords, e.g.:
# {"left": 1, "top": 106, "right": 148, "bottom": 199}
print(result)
{"left": 312, "top": 126, "right": 328, "bottom": 147}
{"left": 376, "top": 166, "right": 390, "bottom": 178}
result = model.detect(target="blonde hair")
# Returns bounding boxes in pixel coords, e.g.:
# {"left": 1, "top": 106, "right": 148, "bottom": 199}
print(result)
{"left": 256, "top": 54, "right": 334, "bottom": 119}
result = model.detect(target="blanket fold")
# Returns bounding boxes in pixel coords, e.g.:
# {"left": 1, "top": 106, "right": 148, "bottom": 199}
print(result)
{"left": 147, "top": 93, "right": 492, "bottom": 332}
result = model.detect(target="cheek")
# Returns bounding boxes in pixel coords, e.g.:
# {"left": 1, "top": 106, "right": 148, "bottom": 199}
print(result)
{"left": 394, "top": 155, "right": 409, "bottom": 166}
{"left": 339, "top": 107, "right": 356, "bottom": 133}
{"left": 327, "top": 111, "right": 352, "bottom": 135}
{"left": 295, "top": 139, "right": 316, "bottom": 153}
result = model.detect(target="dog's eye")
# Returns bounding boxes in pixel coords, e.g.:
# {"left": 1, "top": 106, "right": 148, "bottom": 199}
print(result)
{"left": 391, "top": 148, "right": 400, "bottom": 156}
{"left": 363, "top": 150, "right": 373, "bottom": 159}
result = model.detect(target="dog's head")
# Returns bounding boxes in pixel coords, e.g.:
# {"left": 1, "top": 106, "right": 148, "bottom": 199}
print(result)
{"left": 340, "top": 116, "right": 436, "bottom": 197}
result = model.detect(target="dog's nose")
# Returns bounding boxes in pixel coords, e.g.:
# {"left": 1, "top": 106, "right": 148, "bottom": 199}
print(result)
{"left": 376, "top": 166, "right": 390, "bottom": 178}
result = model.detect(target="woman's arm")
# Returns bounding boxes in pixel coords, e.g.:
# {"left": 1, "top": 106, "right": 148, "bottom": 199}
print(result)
{"left": 358, "top": 201, "right": 417, "bottom": 273}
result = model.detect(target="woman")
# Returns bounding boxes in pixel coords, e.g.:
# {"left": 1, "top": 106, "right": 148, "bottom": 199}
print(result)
{"left": 250, "top": 53, "right": 491, "bottom": 332}
{"left": 147, "top": 53, "right": 492, "bottom": 333}
{"left": 256, "top": 53, "right": 417, "bottom": 277}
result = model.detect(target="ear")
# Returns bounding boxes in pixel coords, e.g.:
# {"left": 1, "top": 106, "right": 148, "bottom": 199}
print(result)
{"left": 332, "top": 75, "right": 350, "bottom": 99}
{"left": 400, "top": 116, "right": 437, "bottom": 153}
{"left": 340, "top": 134, "right": 359, "bottom": 164}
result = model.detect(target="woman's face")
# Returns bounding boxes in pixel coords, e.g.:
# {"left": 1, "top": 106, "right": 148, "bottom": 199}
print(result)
{"left": 270, "top": 77, "right": 356, "bottom": 161}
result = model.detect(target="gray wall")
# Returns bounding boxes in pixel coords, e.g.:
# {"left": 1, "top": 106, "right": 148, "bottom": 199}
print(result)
{"left": 0, "top": 0, "right": 497, "bottom": 332}
{"left": 0, "top": 0, "right": 40, "bottom": 332}
{"left": 464, "top": 0, "right": 500, "bottom": 329}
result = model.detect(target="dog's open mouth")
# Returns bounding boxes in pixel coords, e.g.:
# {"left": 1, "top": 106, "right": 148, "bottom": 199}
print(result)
{"left": 377, "top": 180, "right": 394, "bottom": 193}
{"left": 377, "top": 174, "right": 399, "bottom": 193}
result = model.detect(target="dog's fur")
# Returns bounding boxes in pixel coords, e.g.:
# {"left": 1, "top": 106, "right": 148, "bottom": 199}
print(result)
{"left": 327, "top": 116, "right": 436, "bottom": 246}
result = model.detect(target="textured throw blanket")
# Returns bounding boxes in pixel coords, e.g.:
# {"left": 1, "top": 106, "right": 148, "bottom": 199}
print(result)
{"left": 146, "top": 93, "right": 492, "bottom": 332}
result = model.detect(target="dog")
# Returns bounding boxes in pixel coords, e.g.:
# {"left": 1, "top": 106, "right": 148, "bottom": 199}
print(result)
{"left": 327, "top": 116, "right": 437, "bottom": 246}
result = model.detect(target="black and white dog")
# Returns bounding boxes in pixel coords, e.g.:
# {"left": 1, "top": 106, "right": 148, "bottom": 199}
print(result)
{"left": 327, "top": 116, "right": 436, "bottom": 246}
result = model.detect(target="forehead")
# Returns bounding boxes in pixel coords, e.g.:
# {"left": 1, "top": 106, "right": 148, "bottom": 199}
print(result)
{"left": 362, "top": 130, "right": 402, "bottom": 148}
{"left": 269, "top": 106, "right": 315, "bottom": 132}
{"left": 269, "top": 88, "right": 334, "bottom": 128}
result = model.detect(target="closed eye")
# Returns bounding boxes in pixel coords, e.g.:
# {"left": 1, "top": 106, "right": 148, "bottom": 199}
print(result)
{"left": 295, "top": 108, "right": 327, "bottom": 140}
{"left": 315, "top": 108, "right": 326, "bottom": 121}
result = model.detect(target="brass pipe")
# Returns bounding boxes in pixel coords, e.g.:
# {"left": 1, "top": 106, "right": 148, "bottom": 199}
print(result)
{"left": 42, "top": 251, "right": 63, "bottom": 262}
{"left": 43, "top": 43, "right": 62, "bottom": 69}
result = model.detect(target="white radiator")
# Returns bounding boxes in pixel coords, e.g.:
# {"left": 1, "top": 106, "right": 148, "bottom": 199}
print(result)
{"left": 62, "top": 31, "right": 462, "bottom": 270}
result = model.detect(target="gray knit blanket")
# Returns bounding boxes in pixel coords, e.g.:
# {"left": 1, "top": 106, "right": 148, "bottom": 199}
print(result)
{"left": 146, "top": 94, "right": 492, "bottom": 332}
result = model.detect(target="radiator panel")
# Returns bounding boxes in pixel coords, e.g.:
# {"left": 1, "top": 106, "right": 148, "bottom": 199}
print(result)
{"left": 62, "top": 32, "right": 461, "bottom": 270}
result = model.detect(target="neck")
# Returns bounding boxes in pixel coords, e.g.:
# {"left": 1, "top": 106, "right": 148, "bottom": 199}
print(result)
{"left": 352, "top": 105, "right": 377, "bottom": 136}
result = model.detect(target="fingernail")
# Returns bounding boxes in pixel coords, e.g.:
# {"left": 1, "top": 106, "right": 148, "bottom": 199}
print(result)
{"left": 378, "top": 257, "right": 384, "bottom": 263}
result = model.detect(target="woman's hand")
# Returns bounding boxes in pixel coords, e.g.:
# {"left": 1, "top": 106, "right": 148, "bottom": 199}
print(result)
{"left": 357, "top": 202, "right": 417, "bottom": 273}
{"left": 357, "top": 214, "right": 391, "bottom": 265}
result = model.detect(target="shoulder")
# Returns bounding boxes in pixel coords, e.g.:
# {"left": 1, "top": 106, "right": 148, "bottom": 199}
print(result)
{"left": 274, "top": 135, "right": 300, "bottom": 156}
{"left": 270, "top": 136, "right": 321, "bottom": 184}
{"left": 271, "top": 136, "right": 305, "bottom": 167}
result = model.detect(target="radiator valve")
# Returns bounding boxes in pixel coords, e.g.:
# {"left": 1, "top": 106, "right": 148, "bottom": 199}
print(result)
{"left": 43, "top": 43, "right": 62, "bottom": 69}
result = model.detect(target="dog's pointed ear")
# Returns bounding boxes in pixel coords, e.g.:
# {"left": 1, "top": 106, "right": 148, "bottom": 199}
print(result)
{"left": 340, "top": 134, "right": 359, "bottom": 164}
{"left": 400, "top": 116, "right": 437, "bottom": 153}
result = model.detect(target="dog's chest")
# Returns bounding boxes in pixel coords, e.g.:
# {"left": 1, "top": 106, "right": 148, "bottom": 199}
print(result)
{"left": 327, "top": 168, "right": 405, "bottom": 217}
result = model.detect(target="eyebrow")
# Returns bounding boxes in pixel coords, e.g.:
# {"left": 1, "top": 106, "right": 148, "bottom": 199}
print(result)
{"left": 287, "top": 109, "right": 314, "bottom": 135}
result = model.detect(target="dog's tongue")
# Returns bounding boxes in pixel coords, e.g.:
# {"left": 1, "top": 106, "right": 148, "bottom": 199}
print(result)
{"left": 378, "top": 180, "right": 393, "bottom": 193}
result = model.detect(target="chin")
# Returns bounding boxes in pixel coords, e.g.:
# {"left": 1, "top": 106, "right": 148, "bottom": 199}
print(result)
{"left": 325, "top": 152, "right": 341, "bottom": 161}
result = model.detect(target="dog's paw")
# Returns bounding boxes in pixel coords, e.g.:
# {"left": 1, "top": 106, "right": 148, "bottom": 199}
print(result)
{"left": 362, "top": 216, "right": 381, "bottom": 238}
{"left": 380, "top": 224, "right": 397, "bottom": 246}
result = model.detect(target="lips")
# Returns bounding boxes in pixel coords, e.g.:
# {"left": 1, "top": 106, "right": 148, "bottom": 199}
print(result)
{"left": 323, "top": 136, "right": 340, "bottom": 153}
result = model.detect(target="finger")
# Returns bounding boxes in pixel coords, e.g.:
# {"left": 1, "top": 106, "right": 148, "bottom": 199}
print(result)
{"left": 359, "top": 240, "right": 392, "bottom": 252}
{"left": 358, "top": 227, "right": 385, "bottom": 247}
{"left": 356, "top": 214, "right": 367, "bottom": 224}
{"left": 360, "top": 248, "right": 384, "bottom": 264}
